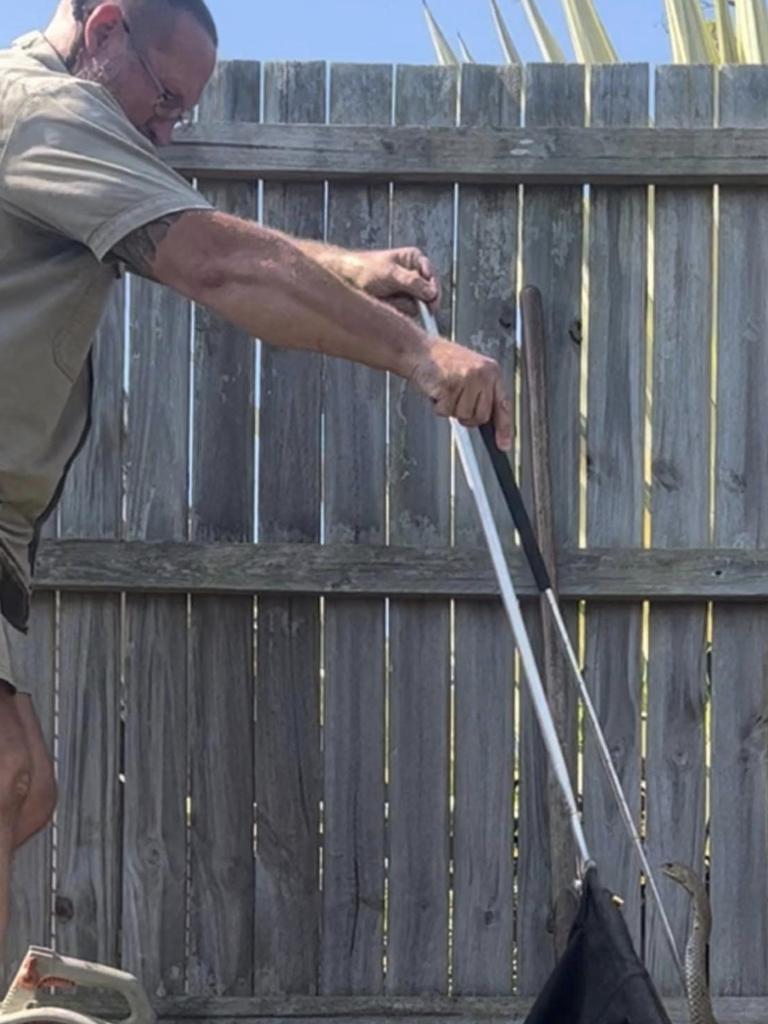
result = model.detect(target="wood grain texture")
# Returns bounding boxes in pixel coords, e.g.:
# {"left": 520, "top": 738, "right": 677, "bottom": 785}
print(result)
{"left": 518, "top": 63, "right": 584, "bottom": 994}
{"left": 386, "top": 64, "right": 455, "bottom": 997}
{"left": 165, "top": 122, "right": 768, "bottom": 185}
{"left": 187, "top": 61, "right": 259, "bottom": 997}
{"left": 520, "top": 287, "right": 578, "bottom": 958}
{"left": 56, "top": 285, "right": 123, "bottom": 965}
{"left": 646, "top": 65, "right": 713, "bottom": 995}
{"left": 32, "top": 540, "right": 768, "bottom": 601}
{"left": 255, "top": 61, "right": 324, "bottom": 996}
{"left": 452, "top": 63, "right": 518, "bottom": 996}
{"left": 321, "top": 63, "right": 390, "bottom": 997}
{"left": 711, "top": 65, "right": 768, "bottom": 998}
{"left": 123, "top": 266, "right": 190, "bottom": 991}
{"left": 583, "top": 64, "right": 648, "bottom": 951}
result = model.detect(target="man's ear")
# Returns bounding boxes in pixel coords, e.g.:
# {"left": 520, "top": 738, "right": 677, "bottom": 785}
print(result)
{"left": 82, "top": 3, "right": 126, "bottom": 55}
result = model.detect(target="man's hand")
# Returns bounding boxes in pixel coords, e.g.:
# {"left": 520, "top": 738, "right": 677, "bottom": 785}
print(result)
{"left": 343, "top": 247, "right": 441, "bottom": 315}
{"left": 409, "top": 339, "right": 513, "bottom": 451}
{"left": 287, "top": 240, "right": 442, "bottom": 315}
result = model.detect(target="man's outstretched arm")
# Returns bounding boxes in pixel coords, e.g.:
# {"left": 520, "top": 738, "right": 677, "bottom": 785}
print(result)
{"left": 110, "top": 209, "right": 512, "bottom": 448}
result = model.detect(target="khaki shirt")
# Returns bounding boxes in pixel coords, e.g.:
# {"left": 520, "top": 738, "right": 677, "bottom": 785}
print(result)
{"left": 0, "top": 32, "right": 211, "bottom": 632}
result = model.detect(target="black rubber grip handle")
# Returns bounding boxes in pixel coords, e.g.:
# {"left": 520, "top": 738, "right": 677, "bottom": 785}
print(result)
{"left": 478, "top": 422, "right": 552, "bottom": 594}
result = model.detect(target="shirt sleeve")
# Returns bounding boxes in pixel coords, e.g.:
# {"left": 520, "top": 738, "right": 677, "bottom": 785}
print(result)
{"left": 0, "top": 82, "right": 212, "bottom": 260}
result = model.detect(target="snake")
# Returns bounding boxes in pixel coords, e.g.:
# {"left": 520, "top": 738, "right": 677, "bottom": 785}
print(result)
{"left": 661, "top": 862, "right": 717, "bottom": 1024}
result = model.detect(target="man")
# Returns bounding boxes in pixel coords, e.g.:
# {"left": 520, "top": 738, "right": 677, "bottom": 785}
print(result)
{"left": 0, "top": 0, "right": 512, "bottom": 957}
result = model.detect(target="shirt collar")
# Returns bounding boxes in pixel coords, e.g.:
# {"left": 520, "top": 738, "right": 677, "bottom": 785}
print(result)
{"left": 12, "top": 31, "right": 68, "bottom": 74}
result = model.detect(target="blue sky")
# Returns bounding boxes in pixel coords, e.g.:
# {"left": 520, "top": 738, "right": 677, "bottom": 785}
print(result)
{"left": 2, "top": 1, "right": 673, "bottom": 66}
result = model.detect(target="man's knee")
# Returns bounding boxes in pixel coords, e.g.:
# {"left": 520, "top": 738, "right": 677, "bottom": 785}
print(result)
{"left": 21, "top": 752, "right": 57, "bottom": 839}
{"left": 0, "top": 688, "right": 57, "bottom": 842}
{"left": 0, "top": 683, "right": 34, "bottom": 810}
{"left": 12, "top": 694, "right": 57, "bottom": 840}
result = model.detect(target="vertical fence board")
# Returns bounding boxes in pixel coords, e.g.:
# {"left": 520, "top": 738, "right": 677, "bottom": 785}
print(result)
{"left": 452, "top": 63, "right": 519, "bottom": 996}
{"left": 711, "top": 66, "right": 768, "bottom": 997}
{"left": 646, "top": 65, "right": 713, "bottom": 995}
{"left": 255, "top": 61, "right": 325, "bottom": 996}
{"left": 123, "top": 273, "right": 190, "bottom": 990}
{"left": 518, "top": 64, "right": 584, "bottom": 994}
{"left": 321, "top": 63, "right": 390, "bottom": 997}
{"left": 56, "top": 290, "right": 124, "bottom": 963}
{"left": 187, "top": 61, "right": 259, "bottom": 997}
{"left": 3, "top": 597, "right": 55, "bottom": 987}
{"left": 583, "top": 64, "right": 648, "bottom": 948}
{"left": 386, "top": 64, "right": 455, "bottom": 997}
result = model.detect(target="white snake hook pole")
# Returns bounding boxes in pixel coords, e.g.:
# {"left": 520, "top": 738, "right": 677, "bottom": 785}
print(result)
{"left": 418, "top": 302, "right": 685, "bottom": 989}
{"left": 417, "top": 303, "right": 591, "bottom": 872}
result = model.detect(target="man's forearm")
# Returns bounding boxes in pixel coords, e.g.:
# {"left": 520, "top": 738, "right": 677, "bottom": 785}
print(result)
{"left": 186, "top": 213, "right": 430, "bottom": 377}
{"left": 291, "top": 237, "right": 363, "bottom": 288}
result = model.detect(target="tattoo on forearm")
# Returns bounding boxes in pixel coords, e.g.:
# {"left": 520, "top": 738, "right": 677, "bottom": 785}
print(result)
{"left": 110, "top": 211, "right": 185, "bottom": 281}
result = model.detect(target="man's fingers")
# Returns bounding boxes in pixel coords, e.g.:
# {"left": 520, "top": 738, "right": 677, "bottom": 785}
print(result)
{"left": 454, "top": 384, "right": 483, "bottom": 426}
{"left": 417, "top": 254, "right": 438, "bottom": 289}
{"left": 432, "top": 385, "right": 461, "bottom": 419}
{"left": 392, "top": 264, "right": 439, "bottom": 304}
{"left": 416, "top": 255, "right": 441, "bottom": 310}
{"left": 474, "top": 386, "right": 494, "bottom": 430}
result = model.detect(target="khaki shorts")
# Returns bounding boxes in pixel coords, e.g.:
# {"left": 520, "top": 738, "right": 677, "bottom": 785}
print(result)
{"left": 0, "top": 614, "right": 20, "bottom": 694}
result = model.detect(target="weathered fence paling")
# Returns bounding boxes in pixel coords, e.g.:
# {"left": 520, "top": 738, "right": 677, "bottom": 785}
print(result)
{"left": 711, "top": 65, "right": 768, "bottom": 997}
{"left": 583, "top": 60, "right": 648, "bottom": 959}
{"left": 386, "top": 63, "right": 454, "bottom": 998}
{"left": 452, "top": 62, "right": 518, "bottom": 996}
{"left": 645, "top": 63, "right": 713, "bottom": 996}
{"left": 188, "top": 60, "right": 260, "bottom": 997}
{"left": 123, "top": 251, "right": 190, "bottom": 989}
{"left": 7, "top": 61, "right": 768, "bottom": 1022}
{"left": 255, "top": 60, "right": 325, "bottom": 997}
{"left": 517, "top": 61, "right": 584, "bottom": 995}
{"left": 321, "top": 61, "right": 390, "bottom": 996}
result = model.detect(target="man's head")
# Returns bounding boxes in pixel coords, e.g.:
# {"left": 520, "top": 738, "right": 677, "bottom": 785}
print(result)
{"left": 47, "top": 0, "right": 218, "bottom": 146}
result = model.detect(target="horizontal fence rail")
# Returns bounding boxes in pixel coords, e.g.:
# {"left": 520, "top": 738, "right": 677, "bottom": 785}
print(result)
{"left": 28, "top": 540, "right": 768, "bottom": 600}
{"left": 165, "top": 124, "right": 768, "bottom": 184}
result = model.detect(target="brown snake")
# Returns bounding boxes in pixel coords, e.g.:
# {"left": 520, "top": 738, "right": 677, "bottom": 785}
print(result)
{"left": 661, "top": 863, "right": 717, "bottom": 1024}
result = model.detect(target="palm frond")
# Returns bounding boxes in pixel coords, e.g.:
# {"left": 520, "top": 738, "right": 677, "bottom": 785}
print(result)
{"left": 521, "top": 0, "right": 567, "bottom": 61}
{"left": 457, "top": 33, "right": 477, "bottom": 63}
{"left": 664, "top": 0, "right": 718, "bottom": 62}
{"left": 490, "top": 0, "right": 522, "bottom": 64}
{"left": 561, "top": 0, "right": 618, "bottom": 63}
{"left": 714, "top": 0, "right": 739, "bottom": 62}
{"left": 422, "top": 0, "right": 459, "bottom": 66}
{"left": 735, "top": 0, "right": 768, "bottom": 62}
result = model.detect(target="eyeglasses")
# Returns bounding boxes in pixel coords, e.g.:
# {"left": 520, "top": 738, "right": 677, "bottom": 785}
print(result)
{"left": 123, "top": 19, "right": 193, "bottom": 128}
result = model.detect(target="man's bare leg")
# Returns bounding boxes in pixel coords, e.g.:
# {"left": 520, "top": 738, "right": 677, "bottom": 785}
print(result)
{"left": 0, "top": 684, "right": 56, "bottom": 960}
{"left": 0, "top": 682, "right": 34, "bottom": 957}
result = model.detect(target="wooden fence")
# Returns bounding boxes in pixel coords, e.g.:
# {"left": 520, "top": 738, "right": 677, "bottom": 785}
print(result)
{"left": 4, "top": 59, "right": 768, "bottom": 1024}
